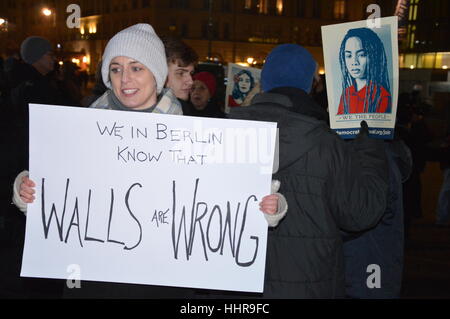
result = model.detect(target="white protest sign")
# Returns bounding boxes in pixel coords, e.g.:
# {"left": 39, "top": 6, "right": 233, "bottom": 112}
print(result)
{"left": 21, "top": 104, "right": 277, "bottom": 293}
{"left": 321, "top": 16, "right": 399, "bottom": 139}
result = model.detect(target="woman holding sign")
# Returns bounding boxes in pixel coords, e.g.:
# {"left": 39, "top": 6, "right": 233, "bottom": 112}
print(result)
{"left": 12, "top": 23, "right": 285, "bottom": 298}
{"left": 15, "top": 23, "right": 190, "bottom": 299}
{"left": 337, "top": 27, "right": 392, "bottom": 115}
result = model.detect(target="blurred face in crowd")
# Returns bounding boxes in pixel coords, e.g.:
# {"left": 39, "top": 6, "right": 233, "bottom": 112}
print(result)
{"left": 109, "top": 56, "right": 157, "bottom": 110}
{"left": 166, "top": 60, "right": 195, "bottom": 101}
{"left": 190, "top": 80, "right": 210, "bottom": 110}
{"left": 33, "top": 51, "right": 55, "bottom": 75}
{"left": 344, "top": 36, "right": 367, "bottom": 80}
{"left": 238, "top": 73, "right": 251, "bottom": 94}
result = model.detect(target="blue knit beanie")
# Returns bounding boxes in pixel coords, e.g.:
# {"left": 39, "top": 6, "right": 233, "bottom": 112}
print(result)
{"left": 261, "top": 44, "right": 316, "bottom": 93}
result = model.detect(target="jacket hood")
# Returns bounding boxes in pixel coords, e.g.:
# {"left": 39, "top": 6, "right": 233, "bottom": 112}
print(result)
{"left": 229, "top": 87, "right": 333, "bottom": 172}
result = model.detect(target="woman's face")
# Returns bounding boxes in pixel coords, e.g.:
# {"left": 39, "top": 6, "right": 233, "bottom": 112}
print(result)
{"left": 238, "top": 73, "right": 251, "bottom": 94}
{"left": 344, "top": 37, "right": 367, "bottom": 80}
{"left": 190, "top": 80, "right": 210, "bottom": 110}
{"left": 109, "top": 56, "right": 157, "bottom": 110}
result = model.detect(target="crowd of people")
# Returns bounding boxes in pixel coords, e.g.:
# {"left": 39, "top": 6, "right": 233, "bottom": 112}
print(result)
{"left": 0, "top": 22, "right": 448, "bottom": 299}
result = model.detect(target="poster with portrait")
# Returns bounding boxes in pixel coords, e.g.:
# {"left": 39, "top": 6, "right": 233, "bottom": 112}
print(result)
{"left": 321, "top": 16, "right": 399, "bottom": 139}
{"left": 225, "top": 63, "right": 262, "bottom": 113}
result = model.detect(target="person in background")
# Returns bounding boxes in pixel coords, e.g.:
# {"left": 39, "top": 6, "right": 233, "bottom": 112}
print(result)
{"left": 12, "top": 23, "right": 285, "bottom": 298}
{"left": 405, "top": 105, "right": 432, "bottom": 222}
{"left": 227, "top": 43, "right": 389, "bottom": 298}
{"left": 58, "top": 61, "right": 83, "bottom": 106}
{"left": 311, "top": 73, "right": 328, "bottom": 115}
{"left": 10, "top": 37, "right": 63, "bottom": 106}
{"left": 2, "top": 36, "right": 78, "bottom": 299}
{"left": 161, "top": 36, "right": 198, "bottom": 114}
{"left": 9, "top": 36, "right": 74, "bottom": 173}
{"left": 187, "top": 71, "right": 225, "bottom": 118}
{"left": 80, "top": 59, "right": 107, "bottom": 107}
{"left": 3, "top": 52, "right": 28, "bottom": 99}
{"left": 343, "top": 136, "right": 412, "bottom": 298}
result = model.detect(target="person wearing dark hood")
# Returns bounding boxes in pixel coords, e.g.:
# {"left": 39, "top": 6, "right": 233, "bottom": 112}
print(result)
{"left": 228, "top": 44, "right": 389, "bottom": 298}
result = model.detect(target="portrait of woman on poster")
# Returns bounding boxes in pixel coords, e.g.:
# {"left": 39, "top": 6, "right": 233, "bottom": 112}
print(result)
{"left": 228, "top": 69, "right": 256, "bottom": 107}
{"left": 337, "top": 27, "right": 392, "bottom": 115}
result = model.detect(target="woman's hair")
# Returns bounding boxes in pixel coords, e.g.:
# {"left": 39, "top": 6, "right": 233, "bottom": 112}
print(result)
{"left": 232, "top": 69, "right": 255, "bottom": 101}
{"left": 339, "top": 27, "right": 390, "bottom": 113}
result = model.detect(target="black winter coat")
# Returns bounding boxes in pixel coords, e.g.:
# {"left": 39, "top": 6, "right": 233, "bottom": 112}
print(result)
{"left": 343, "top": 139, "right": 411, "bottom": 298}
{"left": 229, "top": 87, "right": 389, "bottom": 298}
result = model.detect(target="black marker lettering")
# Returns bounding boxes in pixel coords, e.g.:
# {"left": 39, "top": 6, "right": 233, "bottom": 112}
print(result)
{"left": 123, "top": 183, "right": 143, "bottom": 251}
{"left": 206, "top": 205, "right": 223, "bottom": 253}
{"left": 41, "top": 178, "right": 69, "bottom": 241}
{"left": 171, "top": 180, "right": 191, "bottom": 260}
{"left": 219, "top": 201, "right": 240, "bottom": 257}
{"left": 96, "top": 121, "right": 123, "bottom": 139}
{"left": 235, "top": 195, "right": 259, "bottom": 267}
{"left": 106, "top": 188, "right": 125, "bottom": 246}
{"left": 64, "top": 197, "right": 83, "bottom": 247}
{"left": 183, "top": 130, "right": 194, "bottom": 144}
{"left": 84, "top": 189, "right": 104, "bottom": 243}
{"left": 191, "top": 201, "right": 209, "bottom": 260}
{"left": 156, "top": 123, "right": 167, "bottom": 140}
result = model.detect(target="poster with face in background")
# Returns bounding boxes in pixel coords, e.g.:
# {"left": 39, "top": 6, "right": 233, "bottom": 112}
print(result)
{"left": 225, "top": 63, "right": 261, "bottom": 113}
{"left": 321, "top": 16, "right": 398, "bottom": 139}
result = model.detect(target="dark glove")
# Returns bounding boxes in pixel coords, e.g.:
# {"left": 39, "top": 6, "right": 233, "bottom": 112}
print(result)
{"left": 352, "top": 119, "right": 387, "bottom": 160}
{"left": 358, "top": 120, "right": 369, "bottom": 137}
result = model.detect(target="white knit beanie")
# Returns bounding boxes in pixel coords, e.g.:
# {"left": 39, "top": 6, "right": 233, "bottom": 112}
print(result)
{"left": 101, "top": 23, "right": 168, "bottom": 94}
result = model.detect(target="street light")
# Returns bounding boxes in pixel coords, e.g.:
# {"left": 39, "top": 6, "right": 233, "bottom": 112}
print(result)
{"left": 41, "top": 7, "right": 56, "bottom": 27}
{"left": 0, "top": 17, "right": 9, "bottom": 57}
{"left": 42, "top": 8, "right": 52, "bottom": 16}
{"left": 0, "top": 17, "right": 8, "bottom": 31}
{"left": 41, "top": 7, "right": 57, "bottom": 42}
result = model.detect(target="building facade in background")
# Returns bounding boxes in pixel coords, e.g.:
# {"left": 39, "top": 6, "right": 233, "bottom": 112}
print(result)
{"left": 1, "top": 0, "right": 387, "bottom": 75}
{"left": 0, "top": 0, "right": 449, "bottom": 76}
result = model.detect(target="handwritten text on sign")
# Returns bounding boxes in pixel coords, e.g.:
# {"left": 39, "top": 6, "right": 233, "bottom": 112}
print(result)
{"left": 21, "top": 104, "right": 276, "bottom": 293}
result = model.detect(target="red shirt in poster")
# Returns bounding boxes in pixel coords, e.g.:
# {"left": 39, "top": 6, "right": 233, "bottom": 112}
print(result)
{"left": 228, "top": 95, "right": 240, "bottom": 107}
{"left": 337, "top": 83, "right": 391, "bottom": 115}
